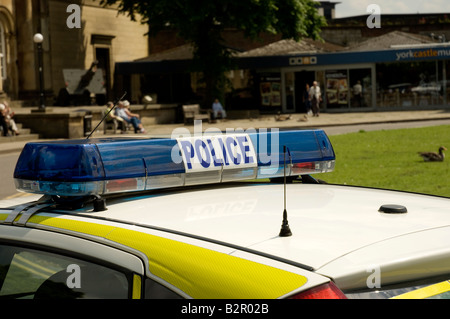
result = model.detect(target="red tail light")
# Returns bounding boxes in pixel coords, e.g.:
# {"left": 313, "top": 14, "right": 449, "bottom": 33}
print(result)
{"left": 106, "top": 178, "right": 138, "bottom": 193}
{"left": 294, "top": 162, "right": 315, "bottom": 170}
{"left": 289, "top": 282, "right": 347, "bottom": 299}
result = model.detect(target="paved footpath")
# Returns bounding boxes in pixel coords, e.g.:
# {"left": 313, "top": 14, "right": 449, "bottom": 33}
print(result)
{"left": 1, "top": 109, "right": 450, "bottom": 155}
{"left": 142, "top": 109, "right": 450, "bottom": 135}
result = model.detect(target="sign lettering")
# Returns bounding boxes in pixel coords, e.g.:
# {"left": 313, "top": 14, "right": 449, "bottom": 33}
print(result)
{"left": 177, "top": 134, "right": 257, "bottom": 173}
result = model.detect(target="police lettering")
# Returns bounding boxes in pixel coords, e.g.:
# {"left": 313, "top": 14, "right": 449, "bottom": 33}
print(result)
{"left": 179, "top": 135, "right": 255, "bottom": 170}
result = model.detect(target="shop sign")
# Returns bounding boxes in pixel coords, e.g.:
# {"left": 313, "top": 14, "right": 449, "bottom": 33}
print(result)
{"left": 289, "top": 56, "right": 317, "bottom": 66}
{"left": 395, "top": 47, "right": 450, "bottom": 61}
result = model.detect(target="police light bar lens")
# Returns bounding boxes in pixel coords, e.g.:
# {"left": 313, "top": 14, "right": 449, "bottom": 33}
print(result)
{"left": 14, "top": 131, "right": 335, "bottom": 196}
{"left": 14, "top": 142, "right": 104, "bottom": 181}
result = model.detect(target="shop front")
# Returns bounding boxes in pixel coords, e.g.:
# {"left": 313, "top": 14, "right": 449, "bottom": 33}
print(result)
{"left": 114, "top": 41, "right": 450, "bottom": 113}
{"left": 280, "top": 63, "right": 375, "bottom": 113}
{"left": 273, "top": 44, "right": 450, "bottom": 113}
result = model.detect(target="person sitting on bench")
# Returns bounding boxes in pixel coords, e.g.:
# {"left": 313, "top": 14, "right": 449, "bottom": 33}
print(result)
{"left": 115, "top": 100, "right": 146, "bottom": 134}
{"left": 212, "top": 98, "right": 227, "bottom": 120}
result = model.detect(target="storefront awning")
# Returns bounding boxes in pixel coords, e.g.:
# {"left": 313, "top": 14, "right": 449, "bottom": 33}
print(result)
{"left": 115, "top": 33, "right": 450, "bottom": 75}
{"left": 116, "top": 45, "right": 450, "bottom": 75}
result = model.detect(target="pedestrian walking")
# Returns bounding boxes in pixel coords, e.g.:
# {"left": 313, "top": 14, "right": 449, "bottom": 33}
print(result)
{"left": 309, "top": 81, "right": 322, "bottom": 117}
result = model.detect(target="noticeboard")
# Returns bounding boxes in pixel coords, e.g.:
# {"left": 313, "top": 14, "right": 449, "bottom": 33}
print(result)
{"left": 63, "top": 69, "right": 106, "bottom": 95}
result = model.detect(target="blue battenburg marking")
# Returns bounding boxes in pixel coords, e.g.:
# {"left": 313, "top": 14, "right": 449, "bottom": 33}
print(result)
{"left": 13, "top": 130, "right": 335, "bottom": 196}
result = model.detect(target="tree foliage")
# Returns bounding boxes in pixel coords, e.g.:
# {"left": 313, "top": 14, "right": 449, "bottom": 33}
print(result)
{"left": 100, "top": 0, "right": 326, "bottom": 104}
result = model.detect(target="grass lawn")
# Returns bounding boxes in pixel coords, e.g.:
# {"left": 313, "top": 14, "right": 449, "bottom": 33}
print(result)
{"left": 320, "top": 125, "right": 450, "bottom": 198}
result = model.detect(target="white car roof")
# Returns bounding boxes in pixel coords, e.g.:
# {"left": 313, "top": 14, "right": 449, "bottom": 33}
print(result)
{"left": 71, "top": 183, "right": 450, "bottom": 275}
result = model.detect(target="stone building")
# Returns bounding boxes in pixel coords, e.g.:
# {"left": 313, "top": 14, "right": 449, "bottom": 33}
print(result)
{"left": 322, "top": 13, "right": 450, "bottom": 47}
{"left": 0, "top": 0, "right": 148, "bottom": 105}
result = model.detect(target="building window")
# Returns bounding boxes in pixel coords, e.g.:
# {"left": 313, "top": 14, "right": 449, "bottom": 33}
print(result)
{"left": 377, "top": 61, "right": 446, "bottom": 108}
{"left": 323, "top": 68, "right": 373, "bottom": 109}
{"left": 325, "top": 69, "right": 349, "bottom": 108}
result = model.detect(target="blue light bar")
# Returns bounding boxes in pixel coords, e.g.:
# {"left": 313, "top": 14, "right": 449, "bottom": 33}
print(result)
{"left": 14, "top": 130, "right": 335, "bottom": 196}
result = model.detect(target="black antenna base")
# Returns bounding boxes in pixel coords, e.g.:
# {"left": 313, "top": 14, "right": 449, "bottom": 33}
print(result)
{"left": 93, "top": 196, "right": 107, "bottom": 212}
{"left": 279, "top": 209, "right": 292, "bottom": 237}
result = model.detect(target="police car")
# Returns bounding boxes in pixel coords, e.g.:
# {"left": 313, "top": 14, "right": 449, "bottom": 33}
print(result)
{"left": 0, "top": 129, "right": 449, "bottom": 300}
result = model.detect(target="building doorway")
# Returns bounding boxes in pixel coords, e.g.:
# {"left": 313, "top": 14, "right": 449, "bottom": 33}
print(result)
{"left": 95, "top": 47, "right": 111, "bottom": 103}
{"left": 295, "top": 71, "right": 315, "bottom": 113}
{"left": 283, "top": 70, "right": 315, "bottom": 113}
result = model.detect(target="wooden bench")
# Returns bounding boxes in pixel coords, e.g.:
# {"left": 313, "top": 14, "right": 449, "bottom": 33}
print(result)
{"left": 103, "top": 109, "right": 130, "bottom": 134}
{"left": 103, "top": 109, "right": 119, "bottom": 134}
{"left": 182, "top": 104, "right": 211, "bottom": 124}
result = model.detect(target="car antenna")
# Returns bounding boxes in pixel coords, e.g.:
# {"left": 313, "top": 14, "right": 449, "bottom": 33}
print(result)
{"left": 86, "top": 91, "right": 127, "bottom": 139}
{"left": 279, "top": 145, "right": 292, "bottom": 237}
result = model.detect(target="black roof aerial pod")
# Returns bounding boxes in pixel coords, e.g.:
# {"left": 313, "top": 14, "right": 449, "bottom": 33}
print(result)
{"left": 379, "top": 204, "right": 408, "bottom": 214}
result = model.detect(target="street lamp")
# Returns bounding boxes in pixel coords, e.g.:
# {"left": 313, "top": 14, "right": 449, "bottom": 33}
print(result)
{"left": 33, "top": 33, "right": 45, "bottom": 111}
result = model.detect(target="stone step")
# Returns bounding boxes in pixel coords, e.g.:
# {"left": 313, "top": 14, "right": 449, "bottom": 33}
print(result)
{"left": 3, "top": 100, "right": 28, "bottom": 108}
{"left": 0, "top": 133, "right": 40, "bottom": 144}
{"left": 11, "top": 123, "right": 31, "bottom": 135}
{"left": 1, "top": 121, "right": 33, "bottom": 136}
